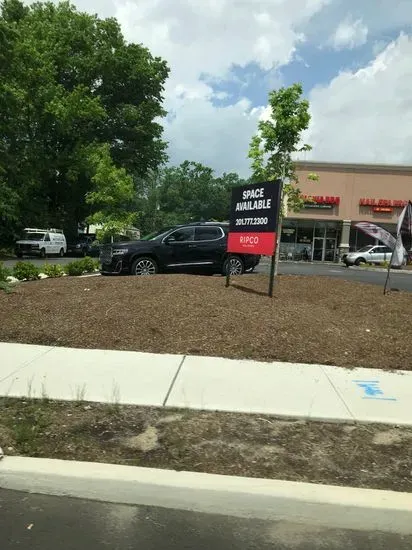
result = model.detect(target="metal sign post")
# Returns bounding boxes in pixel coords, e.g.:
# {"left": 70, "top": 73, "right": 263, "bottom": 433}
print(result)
{"left": 226, "top": 180, "right": 281, "bottom": 296}
{"left": 225, "top": 254, "right": 232, "bottom": 287}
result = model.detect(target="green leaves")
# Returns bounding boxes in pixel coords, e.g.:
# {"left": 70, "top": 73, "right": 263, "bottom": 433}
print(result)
{"left": 248, "top": 83, "right": 317, "bottom": 213}
{"left": 86, "top": 144, "right": 138, "bottom": 241}
{"left": 0, "top": 0, "right": 169, "bottom": 243}
{"left": 135, "top": 162, "right": 248, "bottom": 235}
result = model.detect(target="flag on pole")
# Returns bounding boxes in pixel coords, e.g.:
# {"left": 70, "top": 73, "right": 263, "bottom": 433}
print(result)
{"left": 354, "top": 221, "right": 396, "bottom": 249}
{"left": 391, "top": 201, "right": 412, "bottom": 267}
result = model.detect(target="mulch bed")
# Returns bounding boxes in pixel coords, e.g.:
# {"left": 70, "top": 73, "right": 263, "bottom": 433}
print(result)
{"left": 1, "top": 399, "right": 411, "bottom": 493}
{"left": 0, "top": 273, "right": 411, "bottom": 370}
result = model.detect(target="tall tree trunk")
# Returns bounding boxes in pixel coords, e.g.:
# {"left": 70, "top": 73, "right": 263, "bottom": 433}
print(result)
{"left": 274, "top": 215, "right": 283, "bottom": 276}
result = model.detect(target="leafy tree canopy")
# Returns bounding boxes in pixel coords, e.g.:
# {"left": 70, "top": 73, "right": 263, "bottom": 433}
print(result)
{"left": 136, "top": 161, "right": 248, "bottom": 235}
{"left": 248, "top": 83, "right": 318, "bottom": 214}
{"left": 0, "top": 0, "right": 169, "bottom": 244}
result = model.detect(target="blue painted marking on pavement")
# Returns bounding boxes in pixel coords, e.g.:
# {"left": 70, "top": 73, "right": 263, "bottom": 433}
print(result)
{"left": 352, "top": 380, "right": 397, "bottom": 401}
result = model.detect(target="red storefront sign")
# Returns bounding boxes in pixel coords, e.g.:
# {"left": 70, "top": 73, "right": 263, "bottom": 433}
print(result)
{"left": 360, "top": 198, "right": 407, "bottom": 207}
{"left": 302, "top": 195, "right": 340, "bottom": 205}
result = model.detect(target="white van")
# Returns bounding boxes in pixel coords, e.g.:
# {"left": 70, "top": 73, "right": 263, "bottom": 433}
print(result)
{"left": 15, "top": 228, "right": 67, "bottom": 258}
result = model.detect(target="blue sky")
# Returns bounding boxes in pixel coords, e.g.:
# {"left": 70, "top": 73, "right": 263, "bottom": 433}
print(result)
{"left": 25, "top": 0, "right": 412, "bottom": 176}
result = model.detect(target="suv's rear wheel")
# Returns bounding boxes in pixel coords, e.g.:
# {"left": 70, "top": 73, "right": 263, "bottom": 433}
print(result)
{"left": 59, "top": 248, "right": 64, "bottom": 257}
{"left": 40, "top": 248, "right": 46, "bottom": 258}
{"left": 223, "top": 256, "right": 245, "bottom": 276}
{"left": 131, "top": 256, "right": 158, "bottom": 276}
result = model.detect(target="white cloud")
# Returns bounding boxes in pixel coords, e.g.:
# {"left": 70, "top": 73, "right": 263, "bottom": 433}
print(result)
{"left": 112, "top": 0, "right": 331, "bottom": 175}
{"left": 329, "top": 16, "right": 368, "bottom": 50}
{"left": 303, "top": 33, "right": 412, "bottom": 165}
{"left": 22, "top": 1, "right": 412, "bottom": 174}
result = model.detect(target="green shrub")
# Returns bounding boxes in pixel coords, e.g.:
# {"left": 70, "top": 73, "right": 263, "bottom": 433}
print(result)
{"left": 13, "top": 261, "right": 40, "bottom": 281}
{"left": 43, "top": 264, "right": 65, "bottom": 278}
{"left": 0, "top": 280, "right": 13, "bottom": 293}
{"left": 64, "top": 260, "right": 85, "bottom": 276}
{"left": 64, "top": 257, "right": 99, "bottom": 277}
{"left": 0, "top": 262, "right": 11, "bottom": 282}
{"left": 79, "top": 256, "right": 99, "bottom": 273}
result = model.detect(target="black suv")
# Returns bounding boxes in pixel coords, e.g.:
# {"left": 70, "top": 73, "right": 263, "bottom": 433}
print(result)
{"left": 100, "top": 222, "right": 260, "bottom": 276}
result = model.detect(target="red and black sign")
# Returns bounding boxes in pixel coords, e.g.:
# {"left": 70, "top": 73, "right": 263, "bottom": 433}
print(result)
{"left": 227, "top": 181, "right": 281, "bottom": 256}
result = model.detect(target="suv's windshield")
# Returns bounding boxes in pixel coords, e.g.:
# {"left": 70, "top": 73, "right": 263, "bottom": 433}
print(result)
{"left": 141, "top": 227, "right": 174, "bottom": 241}
{"left": 357, "top": 245, "right": 374, "bottom": 253}
{"left": 22, "top": 233, "right": 45, "bottom": 241}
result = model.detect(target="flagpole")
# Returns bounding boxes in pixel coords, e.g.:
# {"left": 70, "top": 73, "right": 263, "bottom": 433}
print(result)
{"left": 384, "top": 251, "right": 393, "bottom": 295}
{"left": 384, "top": 201, "right": 412, "bottom": 295}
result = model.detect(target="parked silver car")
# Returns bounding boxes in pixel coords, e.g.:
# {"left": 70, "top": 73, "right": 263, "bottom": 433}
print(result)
{"left": 344, "top": 245, "right": 395, "bottom": 267}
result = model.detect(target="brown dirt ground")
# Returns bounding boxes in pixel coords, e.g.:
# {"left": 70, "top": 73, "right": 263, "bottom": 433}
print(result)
{"left": 1, "top": 398, "right": 411, "bottom": 493}
{"left": 0, "top": 274, "right": 411, "bottom": 370}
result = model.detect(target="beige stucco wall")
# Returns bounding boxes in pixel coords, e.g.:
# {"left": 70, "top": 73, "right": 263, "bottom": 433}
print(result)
{"left": 293, "top": 162, "right": 412, "bottom": 223}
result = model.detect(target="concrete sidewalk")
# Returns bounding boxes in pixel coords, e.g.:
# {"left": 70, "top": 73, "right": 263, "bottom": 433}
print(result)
{"left": 1, "top": 342, "right": 412, "bottom": 426}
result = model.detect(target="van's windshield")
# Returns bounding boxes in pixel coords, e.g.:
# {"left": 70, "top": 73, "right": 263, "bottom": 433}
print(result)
{"left": 22, "top": 233, "right": 46, "bottom": 241}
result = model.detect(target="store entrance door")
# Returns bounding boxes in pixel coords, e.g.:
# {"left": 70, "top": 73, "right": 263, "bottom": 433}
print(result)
{"left": 324, "top": 237, "right": 337, "bottom": 262}
{"left": 311, "top": 236, "right": 338, "bottom": 262}
{"left": 312, "top": 238, "right": 324, "bottom": 261}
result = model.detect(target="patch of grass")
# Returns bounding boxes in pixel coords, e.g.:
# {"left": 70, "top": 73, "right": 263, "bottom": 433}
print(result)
{"left": 74, "top": 383, "right": 87, "bottom": 403}
{"left": 1, "top": 398, "right": 412, "bottom": 493}
{"left": 6, "top": 401, "right": 52, "bottom": 455}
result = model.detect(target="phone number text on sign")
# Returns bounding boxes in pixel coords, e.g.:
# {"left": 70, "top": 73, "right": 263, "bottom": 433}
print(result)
{"left": 235, "top": 217, "right": 269, "bottom": 226}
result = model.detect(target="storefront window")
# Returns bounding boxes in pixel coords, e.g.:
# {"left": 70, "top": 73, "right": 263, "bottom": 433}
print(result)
{"left": 280, "top": 220, "right": 339, "bottom": 262}
{"left": 296, "top": 225, "right": 313, "bottom": 245}
{"left": 314, "top": 223, "right": 326, "bottom": 238}
{"left": 281, "top": 226, "right": 296, "bottom": 244}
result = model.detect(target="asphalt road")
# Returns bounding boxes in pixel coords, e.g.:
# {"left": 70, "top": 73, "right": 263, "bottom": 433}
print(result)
{"left": 258, "top": 261, "right": 412, "bottom": 292}
{"left": 1, "top": 489, "right": 411, "bottom": 550}
{"left": 3, "top": 256, "right": 412, "bottom": 292}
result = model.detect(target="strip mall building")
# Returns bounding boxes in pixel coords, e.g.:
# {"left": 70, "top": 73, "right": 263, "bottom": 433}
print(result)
{"left": 280, "top": 161, "right": 412, "bottom": 262}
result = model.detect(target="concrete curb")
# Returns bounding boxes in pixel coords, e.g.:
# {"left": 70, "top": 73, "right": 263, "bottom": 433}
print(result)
{"left": 1, "top": 457, "right": 412, "bottom": 534}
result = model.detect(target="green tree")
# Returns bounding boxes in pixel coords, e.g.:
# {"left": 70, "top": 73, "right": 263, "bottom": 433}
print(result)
{"left": 137, "top": 161, "right": 248, "bottom": 234}
{"left": 85, "top": 144, "right": 137, "bottom": 242}
{"left": 248, "top": 83, "right": 318, "bottom": 213}
{"left": 248, "top": 84, "right": 318, "bottom": 279}
{"left": 0, "top": 0, "right": 169, "bottom": 244}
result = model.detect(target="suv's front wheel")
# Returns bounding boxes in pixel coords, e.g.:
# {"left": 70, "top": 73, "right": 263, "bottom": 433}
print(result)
{"left": 223, "top": 256, "right": 245, "bottom": 276}
{"left": 131, "top": 256, "right": 158, "bottom": 276}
